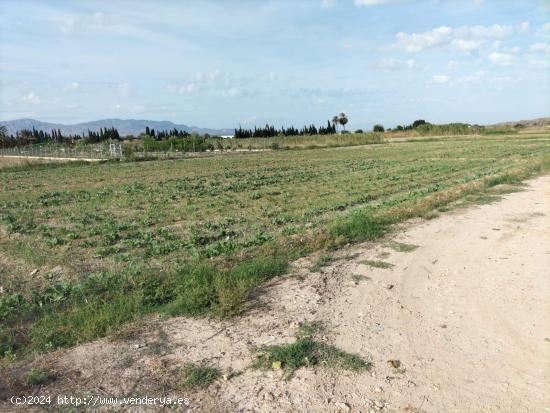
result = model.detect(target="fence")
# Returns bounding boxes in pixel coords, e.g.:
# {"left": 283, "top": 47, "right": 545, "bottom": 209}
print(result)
{"left": 0, "top": 142, "right": 122, "bottom": 161}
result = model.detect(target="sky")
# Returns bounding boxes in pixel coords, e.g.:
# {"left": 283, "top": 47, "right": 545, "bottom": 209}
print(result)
{"left": 0, "top": 0, "right": 549, "bottom": 130}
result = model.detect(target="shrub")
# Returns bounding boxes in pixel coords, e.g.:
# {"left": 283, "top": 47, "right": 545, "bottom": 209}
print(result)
{"left": 373, "top": 124, "right": 385, "bottom": 132}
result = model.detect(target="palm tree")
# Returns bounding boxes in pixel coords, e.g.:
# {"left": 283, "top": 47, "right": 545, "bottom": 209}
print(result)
{"left": 338, "top": 113, "right": 348, "bottom": 131}
{"left": 332, "top": 115, "right": 339, "bottom": 133}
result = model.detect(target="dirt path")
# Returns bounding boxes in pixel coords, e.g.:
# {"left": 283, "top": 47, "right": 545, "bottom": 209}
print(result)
{"left": 4, "top": 176, "right": 549, "bottom": 412}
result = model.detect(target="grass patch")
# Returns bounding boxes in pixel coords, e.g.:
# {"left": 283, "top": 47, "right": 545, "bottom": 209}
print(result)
{"left": 465, "top": 194, "right": 502, "bottom": 205}
{"left": 181, "top": 363, "right": 220, "bottom": 389}
{"left": 296, "top": 320, "right": 326, "bottom": 339}
{"left": 385, "top": 240, "right": 419, "bottom": 253}
{"left": 252, "top": 338, "right": 371, "bottom": 379}
{"left": 310, "top": 255, "right": 333, "bottom": 272}
{"left": 24, "top": 367, "right": 54, "bottom": 386}
{"left": 330, "top": 212, "right": 391, "bottom": 244}
{"left": 360, "top": 260, "right": 394, "bottom": 269}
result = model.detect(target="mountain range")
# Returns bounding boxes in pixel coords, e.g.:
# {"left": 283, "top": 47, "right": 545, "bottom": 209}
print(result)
{"left": 0, "top": 118, "right": 234, "bottom": 137}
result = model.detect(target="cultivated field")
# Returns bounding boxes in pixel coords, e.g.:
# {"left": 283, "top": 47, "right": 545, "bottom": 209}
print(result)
{"left": 1, "top": 134, "right": 549, "bottom": 362}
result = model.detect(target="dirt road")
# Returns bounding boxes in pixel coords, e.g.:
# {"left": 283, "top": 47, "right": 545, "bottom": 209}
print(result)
{"left": 5, "top": 175, "right": 549, "bottom": 412}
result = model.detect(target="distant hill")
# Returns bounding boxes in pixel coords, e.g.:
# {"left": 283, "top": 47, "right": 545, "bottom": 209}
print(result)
{"left": 0, "top": 118, "right": 233, "bottom": 137}
{"left": 489, "top": 117, "right": 550, "bottom": 128}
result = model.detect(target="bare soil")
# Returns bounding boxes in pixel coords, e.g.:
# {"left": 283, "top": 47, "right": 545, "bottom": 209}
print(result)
{"left": 3, "top": 175, "right": 549, "bottom": 412}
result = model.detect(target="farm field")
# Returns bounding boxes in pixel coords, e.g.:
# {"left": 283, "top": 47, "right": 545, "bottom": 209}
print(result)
{"left": 1, "top": 134, "right": 549, "bottom": 360}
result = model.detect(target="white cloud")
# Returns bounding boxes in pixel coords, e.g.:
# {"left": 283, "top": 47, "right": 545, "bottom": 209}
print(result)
{"left": 518, "top": 21, "right": 529, "bottom": 33}
{"left": 321, "top": 0, "right": 336, "bottom": 8}
{"left": 488, "top": 52, "right": 514, "bottom": 66}
{"left": 430, "top": 75, "right": 450, "bottom": 84}
{"left": 395, "top": 23, "right": 530, "bottom": 53}
{"left": 207, "top": 69, "right": 221, "bottom": 81}
{"left": 167, "top": 83, "right": 197, "bottom": 94}
{"left": 58, "top": 16, "right": 75, "bottom": 34}
{"left": 527, "top": 58, "right": 550, "bottom": 69}
{"left": 117, "top": 82, "right": 132, "bottom": 97}
{"left": 456, "top": 70, "right": 487, "bottom": 85}
{"left": 455, "top": 24, "right": 514, "bottom": 40}
{"left": 242, "top": 115, "right": 257, "bottom": 124}
{"left": 451, "top": 39, "right": 480, "bottom": 53}
{"left": 130, "top": 104, "right": 146, "bottom": 113}
{"left": 374, "top": 58, "right": 415, "bottom": 71}
{"left": 222, "top": 87, "right": 242, "bottom": 97}
{"left": 544, "top": 23, "right": 550, "bottom": 32}
{"left": 64, "top": 81, "right": 80, "bottom": 92}
{"left": 22, "top": 91, "right": 41, "bottom": 104}
{"left": 395, "top": 26, "right": 452, "bottom": 53}
{"left": 447, "top": 60, "right": 458, "bottom": 70}
{"left": 354, "top": 0, "right": 395, "bottom": 5}
{"left": 193, "top": 69, "right": 221, "bottom": 82}
{"left": 529, "top": 42, "right": 550, "bottom": 53}
{"left": 90, "top": 11, "right": 119, "bottom": 27}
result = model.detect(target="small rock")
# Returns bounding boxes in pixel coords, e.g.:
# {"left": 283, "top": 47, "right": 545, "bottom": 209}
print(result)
{"left": 374, "top": 386, "right": 383, "bottom": 393}
{"left": 440, "top": 324, "right": 447, "bottom": 328}
{"left": 30, "top": 268, "right": 39, "bottom": 276}
{"left": 374, "top": 400, "right": 385, "bottom": 408}
{"left": 387, "top": 359, "right": 401, "bottom": 369}
{"left": 387, "top": 284, "right": 394, "bottom": 290}
{"left": 334, "top": 401, "right": 351, "bottom": 412}
{"left": 264, "top": 392, "right": 274, "bottom": 401}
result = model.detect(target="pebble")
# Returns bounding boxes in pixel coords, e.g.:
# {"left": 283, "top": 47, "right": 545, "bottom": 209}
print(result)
{"left": 374, "top": 386, "right": 383, "bottom": 393}
{"left": 334, "top": 402, "right": 351, "bottom": 412}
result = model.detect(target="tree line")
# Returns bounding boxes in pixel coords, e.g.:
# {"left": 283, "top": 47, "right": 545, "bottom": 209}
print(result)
{"left": 0, "top": 125, "right": 193, "bottom": 147}
{"left": 234, "top": 120, "right": 337, "bottom": 139}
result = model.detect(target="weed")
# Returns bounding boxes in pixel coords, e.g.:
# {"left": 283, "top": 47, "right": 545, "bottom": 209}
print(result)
{"left": 360, "top": 260, "right": 394, "bottom": 269}
{"left": 253, "top": 338, "right": 370, "bottom": 379}
{"left": 310, "top": 255, "right": 333, "bottom": 272}
{"left": 296, "top": 320, "right": 326, "bottom": 339}
{"left": 330, "top": 212, "right": 390, "bottom": 244}
{"left": 385, "top": 241, "right": 419, "bottom": 253}
{"left": 351, "top": 274, "right": 370, "bottom": 284}
{"left": 25, "top": 367, "right": 54, "bottom": 386}
{"left": 181, "top": 363, "right": 220, "bottom": 389}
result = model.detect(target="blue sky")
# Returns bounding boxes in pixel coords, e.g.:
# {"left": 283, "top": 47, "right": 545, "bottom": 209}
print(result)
{"left": 0, "top": 0, "right": 549, "bottom": 129}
